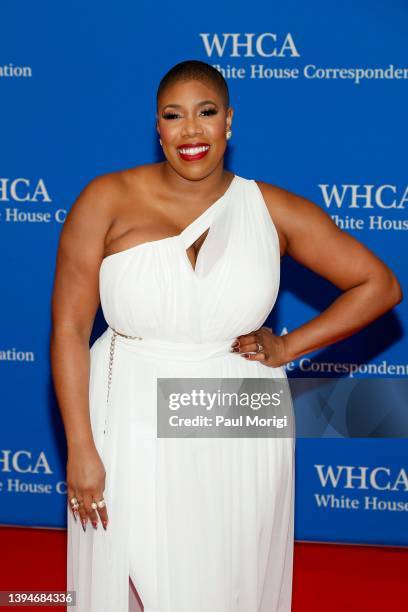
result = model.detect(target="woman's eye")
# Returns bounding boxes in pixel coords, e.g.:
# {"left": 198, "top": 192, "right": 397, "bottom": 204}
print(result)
{"left": 201, "top": 108, "right": 218, "bottom": 116}
{"left": 162, "top": 108, "right": 218, "bottom": 120}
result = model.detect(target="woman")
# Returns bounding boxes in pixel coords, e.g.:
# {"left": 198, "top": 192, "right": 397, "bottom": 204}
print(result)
{"left": 50, "top": 60, "right": 402, "bottom": 612}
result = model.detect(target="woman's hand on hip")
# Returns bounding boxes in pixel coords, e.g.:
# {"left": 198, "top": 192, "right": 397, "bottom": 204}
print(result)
{"left": 230, "top": 326, "right": 288, "bottom": 368}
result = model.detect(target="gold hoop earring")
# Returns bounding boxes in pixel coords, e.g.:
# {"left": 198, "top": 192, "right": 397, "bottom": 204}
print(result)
{"left": 226, "top": 130, "right": 232, "bottom": 141}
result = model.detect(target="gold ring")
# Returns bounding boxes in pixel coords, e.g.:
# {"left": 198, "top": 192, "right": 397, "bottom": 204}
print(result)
{"left": 91, "top": 499, "right": 106, "bottom": 510}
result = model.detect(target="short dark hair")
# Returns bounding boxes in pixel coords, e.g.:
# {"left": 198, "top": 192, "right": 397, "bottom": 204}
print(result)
{"left": 156, "top": 60, "right": 230, "bottom": 110}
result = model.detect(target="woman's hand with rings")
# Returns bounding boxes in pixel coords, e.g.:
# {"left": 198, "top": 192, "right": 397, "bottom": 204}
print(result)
{"left": 230, "top": 326, "right": 288, "bottom": 368}
{"left": 67, "top": 445, "right": 109, "bottom": 532}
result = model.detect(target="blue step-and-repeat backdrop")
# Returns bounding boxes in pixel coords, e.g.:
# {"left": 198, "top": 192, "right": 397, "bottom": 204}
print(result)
{"left": 0, "top": 1, "right": 406, "bottom": 545}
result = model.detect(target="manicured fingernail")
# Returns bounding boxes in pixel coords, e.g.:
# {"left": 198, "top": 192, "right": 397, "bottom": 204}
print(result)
{"left": 92, "top": 521, "right": 98, "bottom": 530}
{"left": 73, "top": 511, "right": 78, "bottom": 522}
{"left": 81, "top": 519, "right": 87, "bottom": 532}
{"left": 231, "top": 340, "right": 239, "bottom": 347}
{"left": 230, "top": 347, "right": 240, "bottom": 353}
{"left": 102, "top": 520, "right": 108, "bottom": 531}
{"left": 242, "top": 353, "right": 250, "bottom": 358}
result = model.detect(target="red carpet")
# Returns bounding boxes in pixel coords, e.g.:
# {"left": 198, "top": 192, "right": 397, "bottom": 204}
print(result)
{"left": 0, "top": 526, "right": 407, "bottom": 611}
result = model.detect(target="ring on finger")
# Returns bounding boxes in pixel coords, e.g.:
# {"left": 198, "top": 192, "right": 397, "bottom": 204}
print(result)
{"left": 257, "top": 342, "right": 264, "bottom": 353}
{"left": 91, "top": 499, "right": 106, "bottom": 510}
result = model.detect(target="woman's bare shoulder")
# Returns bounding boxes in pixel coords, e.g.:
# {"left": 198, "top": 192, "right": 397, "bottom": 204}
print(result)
{"left": 65, "top": 163, "right": 158, "bottom": 221}
{"left": 56, "top": 165, "right": 153, "bottom": 265}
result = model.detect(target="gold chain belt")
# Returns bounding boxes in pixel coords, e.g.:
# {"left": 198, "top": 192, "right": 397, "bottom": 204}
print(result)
{"left": 106, "top": 327, "right": 143, "bottom": 406}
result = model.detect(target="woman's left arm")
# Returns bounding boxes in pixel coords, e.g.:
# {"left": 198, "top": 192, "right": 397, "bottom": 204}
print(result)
{"left": 240, "top": 183, "right": 403, "bottom": 365}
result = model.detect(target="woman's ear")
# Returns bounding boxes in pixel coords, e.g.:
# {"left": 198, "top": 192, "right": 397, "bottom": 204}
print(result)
{"left": 226, "top": 106, "right": 234, "bottom": 130}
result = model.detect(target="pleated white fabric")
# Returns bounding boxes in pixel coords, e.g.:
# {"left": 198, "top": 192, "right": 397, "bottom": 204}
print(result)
{"left": 67, "top": 174, "right": 296, "bottom": 611}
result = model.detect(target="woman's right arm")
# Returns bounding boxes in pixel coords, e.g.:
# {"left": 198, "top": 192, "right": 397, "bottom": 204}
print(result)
{"left": 50, "top": 172, "right": 118, "bottom": 530}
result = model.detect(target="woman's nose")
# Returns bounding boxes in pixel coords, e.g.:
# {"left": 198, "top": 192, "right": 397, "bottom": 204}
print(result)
{"left": 182, "top": 118, "right": 203, "bottom": 136}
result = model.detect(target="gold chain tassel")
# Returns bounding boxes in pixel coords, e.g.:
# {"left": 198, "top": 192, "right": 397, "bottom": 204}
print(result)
{"left": 104, "top": 327, "right": 143, "bottom": 434}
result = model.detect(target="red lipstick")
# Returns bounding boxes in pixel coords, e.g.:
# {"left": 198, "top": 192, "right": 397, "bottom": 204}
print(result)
{"left": 177, "top": 142, "right": 210, "bottom": 162}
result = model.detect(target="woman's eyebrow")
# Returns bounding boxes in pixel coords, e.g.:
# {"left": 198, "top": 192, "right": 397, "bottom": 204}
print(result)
{"left": 162, "top": 99, "right": 217, "bottom": 110}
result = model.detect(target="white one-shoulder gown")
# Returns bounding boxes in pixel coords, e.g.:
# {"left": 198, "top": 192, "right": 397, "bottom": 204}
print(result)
{"left": 67, "top": 174, "right": 295, "bottom": 612}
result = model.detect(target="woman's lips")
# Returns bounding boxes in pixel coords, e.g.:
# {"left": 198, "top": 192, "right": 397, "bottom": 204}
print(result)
{"left": 177, "top": 144, "right": 210, "bottom": 162}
